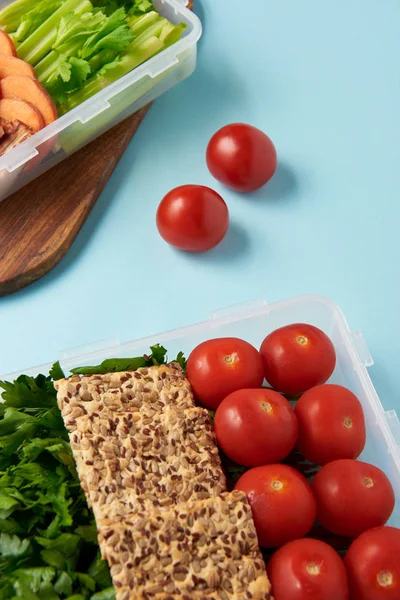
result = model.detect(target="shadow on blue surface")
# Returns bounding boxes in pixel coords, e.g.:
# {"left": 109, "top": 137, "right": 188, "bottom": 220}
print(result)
{"left": 248, "top": 161, "right": 299, "bottom": 203}
{"left": 177, "top": 221, "right": 251, "bottom": 265}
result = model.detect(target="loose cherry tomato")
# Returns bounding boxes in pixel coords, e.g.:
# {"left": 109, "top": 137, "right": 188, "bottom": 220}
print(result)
{"left": 345, "top": 526, "right": 400, "bottom": 600}
{"left": 235, "top": 464, "right": 317, "bottom": 548}
{"left": 294, "top": 384, "right": 366, "bottom": 465}
{"left": 312, "top": 459, "right": 395, "bottom": 537}
{"left": 156, "top": 185, "right": 229, "bottom": 252}
{"left": 186, "top": 337, "right": 264, "bottom": 409}
{"left": 268, "top": 538, "right": 349, "bottom": 600}
{"left": 214, "top": 388, "right": 298, "bottom": 467}
{"left": 260, "top": 323, "right": 336, "bottom": 395}
{"left": 206, "top": 123, "right": 277, "bottom": 192}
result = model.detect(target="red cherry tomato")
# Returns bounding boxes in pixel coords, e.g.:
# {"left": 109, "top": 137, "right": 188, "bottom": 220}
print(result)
{"left": 156, "top": 185, "right": 229, "bottom": 252}
{"left": 294, "top": 384, "right": 366, "bottom": 465}
{"left": 206, "top": 123, "right": 277, "bottom": 192}
{"left": 260, "top": 323, "right": 336, "bottom": 395}
{"left": 214, "top": 388, "right": 298, "bottom": 467}
{"left": 186, "top": 337, "right": 264, "bottom": 409}
{"left": 345, "top": 526, "right": 400, "bottom": 600}
{"left": 312, "top": 459, "right": 395, "bottom": 537}
{"left": 268, "top": 538, "right": 349, "bottom": 600}
{"left": 235, "top": 464, "right": 317, "bottom": 548}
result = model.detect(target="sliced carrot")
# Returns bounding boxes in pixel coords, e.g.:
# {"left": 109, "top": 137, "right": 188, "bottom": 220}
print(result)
{"left": 0, "top": 53, "right": 35, "bottom": 79}
{"left": 0, "top": 31, "right": 17, "bottom": 57}
{"left": 0, "top": 98, "right": 44, "bottom": 132}
{"left": 0, "top": 75, "right": 57, "bottom": 126}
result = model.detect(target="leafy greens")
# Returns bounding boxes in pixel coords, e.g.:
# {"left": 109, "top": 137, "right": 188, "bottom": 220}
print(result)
{"left": 0, "top": 345, "right": 186, "bottom": 599}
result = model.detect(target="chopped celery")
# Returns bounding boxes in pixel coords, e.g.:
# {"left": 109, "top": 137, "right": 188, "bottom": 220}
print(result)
{"left": 18, "top": 0, "right": 92, "bottom": 65}
{"left": 127, "top": 10, "right": 160, "bottom": 35}
{"left": 59, "top": 35, "right": 163, "bottom": 113}
{"left": 2, "top": 0, "right": 186, "bottom": 115}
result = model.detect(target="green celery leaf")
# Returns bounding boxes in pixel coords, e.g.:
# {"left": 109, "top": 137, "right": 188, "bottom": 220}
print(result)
{"left": 0, "top": 0, "right": 62, "bottom": 38}
{"left": 69, "top": 57, "right": 92, "bottom": 86}
{"left": 44, "top": 56, "right": 91, "bottom": 105}
{"left": 92, "top": 0, "right": 153, "bottom": 17}
{"left": 80, "top": 8, "right": 134, "bottom": 59}
{"left": 46, "top": 54, "right": 73, "bottom": 83}
{"left": 54, "top": 10, "right": 107, "bottom": 49}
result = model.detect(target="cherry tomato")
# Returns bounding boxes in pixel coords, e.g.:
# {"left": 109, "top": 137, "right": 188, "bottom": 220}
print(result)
{"left": 214, "top": 388, "right": 298, "bottom": 467}
{"left": 206, "top": 123, "right": 277, "bottom": 192}
{"left": 260, "top": 323, "right": 336, "bottom": 395}
{"left": 294, "top": 384, "right": 366, "bottom": 465}
{"left": 268, "top": 538, "right": 349, "bottom": 600}
{"left": 186, "top": 338, "right": 264, "bottom": 409}
{"left": 345, "top": 526, "right": 400, "bottom": 600}
{"left": 235, "top": 464, "right": 317, "bottom": 548}
{"left": 156, "top": 185, "right": 229, "bottom": 252}
{"left": 312, "top": 459, "right": 395, "bottom": 537}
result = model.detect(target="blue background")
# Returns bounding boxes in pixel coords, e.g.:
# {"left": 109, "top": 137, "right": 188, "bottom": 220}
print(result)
{"left": 0, "top": 0, "right": 399, "bottom": 414}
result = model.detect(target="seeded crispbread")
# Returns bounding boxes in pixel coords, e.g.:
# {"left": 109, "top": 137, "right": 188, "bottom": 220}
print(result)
{"left": 97, "top": 491, "right": 271, "bottom": 600}
{"left": 55, "top": 363, "right": 195, "bottom": 432}
{"left": 55, "top": 365, "right": 271, "bottom": 599}
{"left": 69, "top": 407, "right": 226, "bottom": 513}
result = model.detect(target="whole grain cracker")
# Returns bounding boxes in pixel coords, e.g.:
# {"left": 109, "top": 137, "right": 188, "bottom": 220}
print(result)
{"left": 70, "top": 407, "right": 226, "bottom": 513}
{"left": 55, "top": 363, "right": 194, "bottom": 432}
{"left": 97, "top": 492, "right": 271, "bottom": 599}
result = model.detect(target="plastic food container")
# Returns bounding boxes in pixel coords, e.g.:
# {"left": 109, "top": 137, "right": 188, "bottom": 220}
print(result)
{"left": 3, "top": 294, "right": 400, "bottom": 525}
{"left": 0, "top": 0, "right": 201, "bottom": 202}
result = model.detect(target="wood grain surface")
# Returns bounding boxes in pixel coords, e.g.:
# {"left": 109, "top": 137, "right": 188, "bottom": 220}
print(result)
{"left": 0, "top": 0, "right": 193, "bottom": 296}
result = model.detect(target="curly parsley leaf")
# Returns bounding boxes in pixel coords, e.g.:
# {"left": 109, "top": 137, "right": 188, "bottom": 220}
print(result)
{"left": 0, "top": 372, "right": 111, "bottom": 598}
{"left": 49, "top": 362, "right": 65, "bottom": 382}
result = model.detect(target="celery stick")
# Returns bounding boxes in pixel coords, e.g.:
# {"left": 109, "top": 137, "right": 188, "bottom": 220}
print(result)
{"left": 88, "top": 49, "right": 117, "bottom": 73}
{"left": 0, "top": 0, "right": 38, "bottom": 26}
{"left": 18, "top": 0, "right": 92, "bottom": 65}
{"left": 59, "top": 35, "right": 163, "bottom": 114}
{"left": 161, "top": 22, "right": 186, "bottom": 48}
{"left": 123, "top": 17, "right": 166, "bottom": 53}
{"left": 128, "top": 11, "right": 160, "bottom": 36}
{"left": 35, "top": 40, "right": 82, "bottom": 81}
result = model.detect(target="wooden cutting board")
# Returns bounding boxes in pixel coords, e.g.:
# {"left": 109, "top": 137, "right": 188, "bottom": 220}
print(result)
{"left": 0, "top": 1, "right": 193, "bottom": 297}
